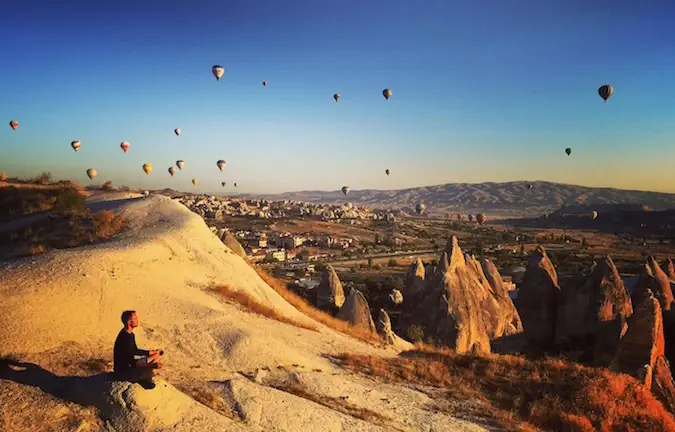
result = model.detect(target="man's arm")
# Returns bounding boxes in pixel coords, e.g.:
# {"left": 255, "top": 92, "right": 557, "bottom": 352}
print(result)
{"left": 132, "top": 335, "right": 150, "bottom": 356}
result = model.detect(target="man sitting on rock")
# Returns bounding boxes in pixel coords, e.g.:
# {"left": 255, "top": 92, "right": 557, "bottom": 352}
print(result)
{"left": 114, "top": 310, "right": 164, "bottom": 389}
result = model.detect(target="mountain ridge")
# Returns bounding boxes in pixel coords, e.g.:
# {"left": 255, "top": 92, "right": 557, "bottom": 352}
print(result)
{"left": 247, "top": 181, "right": 675, "bottom": 218}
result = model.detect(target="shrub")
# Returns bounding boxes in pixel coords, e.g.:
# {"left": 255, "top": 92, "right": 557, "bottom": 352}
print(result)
{"left": 406, "top": 325, "right": 425, "bottom": 344}
{"left": 52, "top": 187, "right": 87, "bottom": 216}
{"left": 32, "top": 172, "right": 52, "bottom": 185}
{"left": 388, "top": 259, "right": 398, "bottom": 267}
{"left": 92, "top": 210, "right": 126, "bottom": 239}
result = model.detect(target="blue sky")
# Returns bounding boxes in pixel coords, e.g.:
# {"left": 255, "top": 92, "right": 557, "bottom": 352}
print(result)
{"left": 2, "top": 0, "right": 675, "bottom": 194}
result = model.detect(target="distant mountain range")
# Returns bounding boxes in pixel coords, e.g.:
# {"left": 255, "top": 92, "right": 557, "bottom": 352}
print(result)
{"left": 251, "top": 181, "right": 675, "bottom": 219}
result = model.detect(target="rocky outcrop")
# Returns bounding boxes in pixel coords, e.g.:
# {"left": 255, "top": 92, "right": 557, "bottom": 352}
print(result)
{"left": 465, "top": 254, "right": 505, "bottom": 339}
{"left": 404, "top": 258, "right": 426, "bottom": 299}
{"left": 481, "top": 258, "right": 523, "bottom": 337}
{"left": 666, "top": 258, "right": 675, "bottom": 280}
{"left": 515, "top": 246, "right": 560, "bottom": 350}
{"left": 612, "top": 289, "right": 663, "bottom": 386}
{"left": 652, "top": 356, "right": 675, "bottom": 414}
{"left": 556, "top": 256, "right": 632, "bottom": 364}
{"left": 337, "top": 289, "right": 376, "bottom": 332}
{"left": 315, "top": 265, "right": 345, "bottom": 312}
{"left": 222, "top": 231, "right": 247, "bottom": 257}
{"left": 376, "top": 309, "right": 396, "bottom": 344}
{"left": 634, "top": 257, "right": 674, "bottom": 314}
{"left": 408, "top": 237, "right": 491, "bottom": 354}
{"left": 611, "top": 289, "right": 675, "bottom": 413}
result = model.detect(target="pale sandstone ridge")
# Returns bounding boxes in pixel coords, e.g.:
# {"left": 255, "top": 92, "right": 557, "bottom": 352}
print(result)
{"left": 0, "top": 194, "right": 484, "bottom": 432}
{"left": 555, "top": 255, "right": 632, "bottom": 364}
{"left": 515, "top": 246, "right": 560, "bottom": 350}
{"left": 337, "top": 289, "right": 376, "bottom": 332}
{"left": 316, "top": 264, "right": 346, "bottom": 312}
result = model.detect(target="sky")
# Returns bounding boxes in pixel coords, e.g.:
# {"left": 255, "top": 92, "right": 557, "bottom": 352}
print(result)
{"left": 2, "top": 0, "right": 675, "bottom": 194}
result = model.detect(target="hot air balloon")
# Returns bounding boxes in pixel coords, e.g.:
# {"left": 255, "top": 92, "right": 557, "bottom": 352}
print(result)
{"left": 333, "top": 93, "right": 340, "bottom": 103}
{"left": 341, "top": 186, "right": 350, "bottom": 196}
{"left": 174, "top": 128, "right": 181, "bottom": 136}
{"left": 212, "top": 65, "right": 224, "bottom": 81}
{"left": 176, "top": 160, "right": 184, "bottom": 170}
{"left": 262, "top": 81, "right": 267, "bottom": 87}
{"left": 382, "top": 88, "right": 392, "bottom": 100}
{"left": 217, "top": 160, "right": 227, "bottom": 171}
{"left": 86, "top": 168, "right": 97, "bottom": 180}
{"left": 9, "top": 120, "right": 18, "bottom": 130}
{"left": 234, "top": 182, "right": 238, "bottom": 188}
{"left": 143, "top": 190, "right": 149, "bottom": 197}
{"left": 120, "top": 141, "right": 130, "bottom": 153}
{"left": 142, "top": 163, "right": 152, "bottom": 175}
{"left": 565, "top": 148, "right": 572, "bottom": 156}
{"left": 192, "top": 178, "right": 198, "bottom": 186}
{"left": 71, "top": 141, "right": 81, "bottom": 152}
{"left": 385, "top": 169, "right": 390, "bottom": 176}
{"left": 598, "top": 85, "right": 613, "bottom": 102}
{"left": 221, "top": 181, "right": 226, "bottom": 187}
{"left": 528, "top": 184, "right": 533, "bottom": 189}
{"left": 168, "top": 167, "right": 176, "bottom": 177}
{"left": 591, "top": 211, "right": 598, "bottom": 220}
{"left": 476, "top": 213, "right": 487, "bottom": 225}
{"left": 415, "top": 203, "right": 426, "bottom": 215}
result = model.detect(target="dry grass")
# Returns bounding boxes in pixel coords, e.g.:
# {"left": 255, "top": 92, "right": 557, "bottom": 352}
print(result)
{"left": 334, "top": 347, "right": 675, "bottom": 432}
{"left": 174, "top": 380, "right": 240, "bottom": 421}
{"left": 0, "top": 206, "right": 128, "bottom": 259}
{"left": 253, "top": 267, "right": 382, "bottom": 345}
{"left": 213, "top": 284, "right": 317, "bottom": 331}
{"left": 270, "top": 380, "right": 390, "bottom": 425}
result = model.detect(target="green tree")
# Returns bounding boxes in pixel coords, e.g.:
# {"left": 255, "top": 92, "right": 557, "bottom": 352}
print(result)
{"left": 388, "top": 258, "right": 398, "bottom": 267}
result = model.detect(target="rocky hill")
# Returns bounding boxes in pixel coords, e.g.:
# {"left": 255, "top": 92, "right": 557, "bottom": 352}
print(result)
{"left": 255, "top": 181, "right": 675, "bottom": 219}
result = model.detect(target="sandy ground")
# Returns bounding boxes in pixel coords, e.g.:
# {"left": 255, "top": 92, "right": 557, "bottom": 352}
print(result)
{"left": 0, "top": 194, "right": 489, "bottom": 432}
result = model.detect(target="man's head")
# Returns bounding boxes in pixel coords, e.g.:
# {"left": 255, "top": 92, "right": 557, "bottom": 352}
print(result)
{"left": 121, "top": 310, "right": 138, "bottom": 329}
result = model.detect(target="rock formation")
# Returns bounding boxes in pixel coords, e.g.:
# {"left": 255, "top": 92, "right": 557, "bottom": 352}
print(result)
{"left": 555, "top": 256, "right": 632, "bottom": 364}
{"left": 315, "top": 265, "right": 345, "bottom": 313}
{"left": 337, "top": 289, "right": 376, "bottom": 332}
{"left": 404, "top": 258, "right": 426, "bottom": 300}
{"left": 481, "top": 258, "right": 523, "bottom": 336}
{"left": 376, "top": 309, "right": 396, "bottom": 344}
{"left": 634, "top": 257, "right": 674, "bottom": 314}
{"left": 611, "top": 289, "right": 675, "bottom": 413}
{"left": 666, "top": 258, "right": 675, "bottom": 280}
{"left": 407, "top": 237, "right": 491, "bottom": 354}
{"left": 515, "top": 246, "right": 560, "bottom": 350}
{"left": 222, "top": 231, "right": 247, "bottom": 257}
